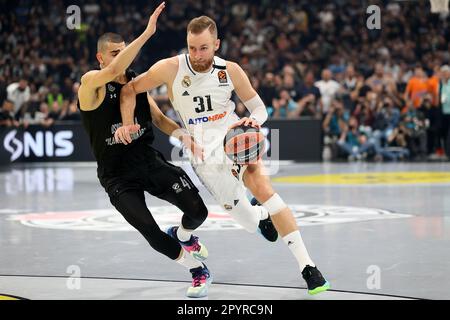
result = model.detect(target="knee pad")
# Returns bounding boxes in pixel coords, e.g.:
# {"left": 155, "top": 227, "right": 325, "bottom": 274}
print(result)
{"left": 263, "top": 193, "right": 287, "bottom": 216}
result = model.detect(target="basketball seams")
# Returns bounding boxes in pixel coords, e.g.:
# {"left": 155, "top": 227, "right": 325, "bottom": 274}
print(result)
{"left": 223, "top": 128, "right": 265, "bottom": 164}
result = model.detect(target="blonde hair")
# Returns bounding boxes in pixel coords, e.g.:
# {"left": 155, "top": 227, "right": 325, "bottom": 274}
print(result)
{"left": 187, "top": 16, "right": 217, "bottom": 39}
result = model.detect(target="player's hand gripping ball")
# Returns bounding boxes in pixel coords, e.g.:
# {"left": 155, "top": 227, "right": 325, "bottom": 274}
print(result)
{"left": 223, "top": 124, "right": 265, "bottom": 164}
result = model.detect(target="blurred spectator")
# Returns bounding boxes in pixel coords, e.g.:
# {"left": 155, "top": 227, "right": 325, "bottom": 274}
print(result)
{"left": 0, "top": 76, "right": 7, "bottom": 106}
{"left": 280, "top": 72, "right": 300, "bottom": 102}
{"left": 440, "top": 65, "right": 450, "bottom": 157}
{"left": 337, "top": 116, "right": 375, "bottom": 161}
{"left": 61, "top": 101, "right": 81, "bottom": 122}
{"left": 366, "top": 63, "right": 397, "bottom": 95}
{"left": 259, "top": 72, "right": 278, "bottom": 109}
{"left": 269, "top": 89, "right": 298, "bottom": 119}
{"left": 47, "top": 84, "right": 64, "bottom": 112}
{"left": 48, "top": 101, "right": 62, "bottom": 122}
{"left": 352, "top": 99, "right": 374, "bottom": 128}
{"left": 419, "top": 93, "right": 441, "bottom": 156}
{"left": 384, "top": 125, "right": 411, "bottom": 161}
{"left": 428, "top": 65, "right": 441, "bottom": 107}
{"left": 315, "top": 69, "right": 341, "bottom": 115}
{"left": 369, "top": 96, "right": 408, "bottom": 161}
{"left": 404, "top": 66, "right": 429, "bottom": 110}
{"left": 6, "top": 78, "right": 30, "bottom": 116}
{"left": 322, "top": 99, "right": 349, "bottom": 139}
{"left": 61, "top": 77, "right": 75, "bottom": 102}
{"left": 36, "top": 102, "right": 55, "bottom": 128}
{"left": 401, "top": 103, "right": 428, "bottom": 160}
{"left": 322, "top": 99, "right": 349, "bottom": 160}
{"left": 0, "top": 99, "right": 20, "bottom": 127}
{"left": 340, "top": 65, "right": 364, "bottom": 110}
{"left": 295, "top": 71, "right": 322, "bottom": 118}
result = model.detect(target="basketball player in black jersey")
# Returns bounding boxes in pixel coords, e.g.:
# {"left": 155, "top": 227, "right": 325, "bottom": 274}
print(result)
{"left": 77, "top": 3, "right": 212, "bottom": 298}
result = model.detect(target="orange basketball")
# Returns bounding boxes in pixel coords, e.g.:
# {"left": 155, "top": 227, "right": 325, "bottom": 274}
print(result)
{"left": 223, "top": 125, "right": 265, "bottom": 164}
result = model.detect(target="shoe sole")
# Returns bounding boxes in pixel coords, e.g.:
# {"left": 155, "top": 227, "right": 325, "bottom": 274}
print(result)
{"left": 186, "top": 275, "right": 213, "bottom": 298}
{"left": 308, "top": 281, "right": 330, "bottom": 295}
{"left": 192, "top": 249, "right": 208, "bottom": 261}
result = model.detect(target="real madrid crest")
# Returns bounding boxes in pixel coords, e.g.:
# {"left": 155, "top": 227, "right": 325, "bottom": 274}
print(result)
{"left": 182, "top": 76, "right": 192, "bottom": 88}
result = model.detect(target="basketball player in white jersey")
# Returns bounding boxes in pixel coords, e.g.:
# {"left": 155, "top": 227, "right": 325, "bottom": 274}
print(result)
{"left": 115, "top": 16, "right": 330, "bottom": 295}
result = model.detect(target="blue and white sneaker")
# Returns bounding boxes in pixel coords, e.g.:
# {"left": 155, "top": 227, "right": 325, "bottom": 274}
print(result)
{"left": 167, "top": 226, "right": 208, "bottom": 261}
{"left": 186, "top": 263, "right": 213, "bottom": 298}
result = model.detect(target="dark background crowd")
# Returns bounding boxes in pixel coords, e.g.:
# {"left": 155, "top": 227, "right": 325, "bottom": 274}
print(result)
{"left": 1, "top": 0, "right": 450, "bottom": 161}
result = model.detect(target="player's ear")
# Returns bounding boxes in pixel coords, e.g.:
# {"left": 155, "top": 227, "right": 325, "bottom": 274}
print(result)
{"left": 96, "top": 52, "right": 104, "bottom": 68}
{"left": 214, "top": 39, "right": 220, "bottom": 51}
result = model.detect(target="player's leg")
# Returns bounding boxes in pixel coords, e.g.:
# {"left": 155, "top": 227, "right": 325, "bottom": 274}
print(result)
{"left": 243, "top": 162, "right": 330, "bottom": 295}
{"left": 108, "top": 186, "right": 211, "bottom": 298}
{"left": 149, "top": 160, "right": 209, "bottom": 261}
{"left": 192, "top": 159, "right": 276, "bottom": 240}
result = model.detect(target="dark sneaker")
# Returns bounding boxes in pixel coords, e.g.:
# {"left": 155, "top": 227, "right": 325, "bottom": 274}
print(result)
{"left": 302, "top": 265, "right": 330, "bottom": 295}
{"left": 258, "top": 216, "right": 279, "bottom": 242}
{"left": 251, "top": 197, "right": 279, "bottom": 242}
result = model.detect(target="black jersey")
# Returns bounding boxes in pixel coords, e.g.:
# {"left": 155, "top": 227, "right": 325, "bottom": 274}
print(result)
{"left": 78, "top": 70, "right": 154, "bottom": 169}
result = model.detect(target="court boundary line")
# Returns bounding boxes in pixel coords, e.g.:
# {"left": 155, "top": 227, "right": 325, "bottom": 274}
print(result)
{"left": 0, "top": 293, "right": 28, "bottom": 300}
{"left": 0, "top": 274, "right": 424, "bottom": 300}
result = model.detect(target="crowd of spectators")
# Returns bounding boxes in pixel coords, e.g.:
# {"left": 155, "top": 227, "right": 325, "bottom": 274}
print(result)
{"left": 1, "top": 0, "right": 450, "bottom": 161}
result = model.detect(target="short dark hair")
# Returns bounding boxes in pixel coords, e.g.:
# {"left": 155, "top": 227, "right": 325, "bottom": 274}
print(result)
{"left": 97, "top": 33, "right": 124, "bottom": 52}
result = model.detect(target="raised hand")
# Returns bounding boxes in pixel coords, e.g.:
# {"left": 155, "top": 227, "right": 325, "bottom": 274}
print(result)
{"left": 144, "top": 2, "right": 166, "bottom": 37}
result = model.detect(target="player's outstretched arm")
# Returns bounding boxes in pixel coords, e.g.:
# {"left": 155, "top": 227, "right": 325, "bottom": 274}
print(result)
{"left": 80, "top": 2, "right": 165, "bottom": 92}
{"left": 115, "top": 59, "right": 169, "bottom": 145}
{"left": 227, "top": 61, "right": 268, "bottom": 129}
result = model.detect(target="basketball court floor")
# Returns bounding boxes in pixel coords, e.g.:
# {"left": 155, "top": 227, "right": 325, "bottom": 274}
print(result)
{"left": 1, "top": 161, "right": 449, "bottom": 300}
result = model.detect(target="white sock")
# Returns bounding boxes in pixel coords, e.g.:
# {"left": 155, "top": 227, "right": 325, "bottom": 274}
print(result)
{"left": 283, "top": 231, "right": 315, "bottom": 271}
{"left": 176, "top": 249, "right": 202, "bottom": 270}
{"left": 259, "top": 206, "right": 269, "bottom": 220}
{"left": 176, "top": 225, "right": 192, "bottom": 242}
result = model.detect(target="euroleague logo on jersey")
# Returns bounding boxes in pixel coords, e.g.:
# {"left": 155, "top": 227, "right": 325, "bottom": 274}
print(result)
{"left": 9, "top": 205, "right": 412, "bottom": 232}
{"left": 218, "top": 70, "right": 228, "bottom": 84}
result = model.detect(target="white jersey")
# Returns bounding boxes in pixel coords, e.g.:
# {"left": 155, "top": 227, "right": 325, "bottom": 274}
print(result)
{"left": 172, "top": 55, "right": 265, "bottom": 233}
{"left": 171, "top": 54, "right": 239, "bottom": 158}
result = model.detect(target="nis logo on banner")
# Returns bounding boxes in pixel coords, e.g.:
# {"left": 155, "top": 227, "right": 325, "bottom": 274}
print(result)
{"left": 3, "top": 130, "right": 74, "bottom": 162}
